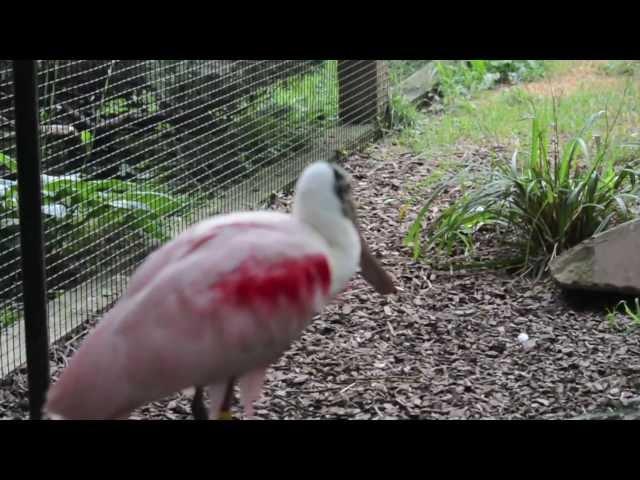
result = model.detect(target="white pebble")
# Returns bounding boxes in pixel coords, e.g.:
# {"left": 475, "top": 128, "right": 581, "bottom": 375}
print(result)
{"left": 517, "top": 333, "right": 529, "bottom": 344}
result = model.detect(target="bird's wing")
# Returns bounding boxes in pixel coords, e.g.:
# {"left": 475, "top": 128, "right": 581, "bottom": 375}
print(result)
{"left": 124, "top": 211, "right": 293, "bottom": 297}
{"left": 45, "top": 214, "right": 333, "bottom": 419}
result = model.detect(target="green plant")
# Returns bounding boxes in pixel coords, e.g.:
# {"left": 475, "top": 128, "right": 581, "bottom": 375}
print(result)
{"left": 0, "top": 171, "right": 190, "bottom": 246}
{"left": 404, "top": 173, "right": 491, "bottom": 259}
{"left": 388, "top": 93, "right": 420, "bottom": 131}
{"left": 40, "top": 176, "right": 190, "bottom": 242}
{"left": 607, "top": 298, "right": 640, "bottom": 330}
{"left": 487, "top": 60, "right": 546, "bottom": 83}
{"left": 79, "top": 130, "right": 93, "bottom": 145}
{"left": 0, "top": 152, "right": 17, "bottom": 172}
{"left": 102, "top": 97, "right": 129, "bottom": 116}
{"left": 222, "top": 61, "right": 339, "bottom": 168}
{"left": 405, "top": 96, "right": 640, "bottom": 276}
{"left": 0, "top": 307, "right": 19, "bottom": 328}
{"left": 606, "top": 307, "right": 620, "bottom": 328}
{"left": 435, "top": 61, "right": 489, "bottom": 100}
{"left": 502, "top": 86, "right": 535, "bottom": 107}
{"left": 434, "top": 60, "right": 546, "bottom": 102}
{"left": 269, "top": 61, "right": 338, "bottom": 126}
{"left": 141, "top": 92, "right": 159, "bottom": 114}
{"left": 0, "top": 170, "right": 193, "bottom": 312}
{"left": 618, "top": 298, "right": 640, "bottom": 326}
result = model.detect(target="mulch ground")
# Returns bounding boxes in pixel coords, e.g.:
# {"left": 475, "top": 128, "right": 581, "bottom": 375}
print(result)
{"left": 2, "top": 141, "right": 640, "bottom": 420}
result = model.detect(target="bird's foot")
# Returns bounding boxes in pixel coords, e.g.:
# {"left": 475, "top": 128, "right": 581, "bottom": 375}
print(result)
{"left": 218, "top": 410, "right": 234, "bottom": 420}
{"left": 191, "top": 386, "right": 208, "bottom": 420}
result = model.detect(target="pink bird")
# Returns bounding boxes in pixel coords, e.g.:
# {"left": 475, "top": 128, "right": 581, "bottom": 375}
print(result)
{"left": 44, "top": 161, "right": 396, "bottom": 420}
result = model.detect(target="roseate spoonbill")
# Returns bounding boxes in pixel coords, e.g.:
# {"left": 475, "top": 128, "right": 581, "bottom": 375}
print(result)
{"left": 44, "top": 161, "right": 396, "bottom": 420}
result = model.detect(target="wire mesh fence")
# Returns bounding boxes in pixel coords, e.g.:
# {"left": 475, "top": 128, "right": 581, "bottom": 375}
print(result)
{"left": 0, "top": 60, "right": 389, "bottom": 380}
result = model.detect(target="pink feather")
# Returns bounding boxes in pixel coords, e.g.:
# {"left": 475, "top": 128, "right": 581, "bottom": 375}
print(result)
{"left": 45, "top": 213, "right": 333, "bottom": 419}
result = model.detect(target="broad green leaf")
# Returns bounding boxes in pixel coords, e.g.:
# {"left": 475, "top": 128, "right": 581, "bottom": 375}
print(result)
{"left": 0, "top": 152, "right": 17, "bottom": 173}
{"left": 80, "top": 130, "right": 94, "bottom": 145}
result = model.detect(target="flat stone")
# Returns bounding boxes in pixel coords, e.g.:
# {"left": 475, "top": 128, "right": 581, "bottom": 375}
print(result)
{"left": 549, "top": 219, "right": 640, "bottom": 295}
{"left": 392, "top": 62, "right": 439, "bottom": 104}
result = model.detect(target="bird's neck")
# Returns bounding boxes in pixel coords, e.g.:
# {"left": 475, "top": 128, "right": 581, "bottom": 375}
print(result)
{"left": 293, "top": 207, "right": 361, "bottom": 295}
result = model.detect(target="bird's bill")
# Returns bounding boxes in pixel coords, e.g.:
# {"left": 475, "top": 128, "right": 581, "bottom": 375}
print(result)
{"left": 358, "top": 232, "right": 396, "bottom": 295}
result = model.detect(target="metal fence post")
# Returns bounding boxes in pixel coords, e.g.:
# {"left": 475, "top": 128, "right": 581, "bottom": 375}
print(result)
{"left": 13, "top": 60, "right": 50, "bottom": 420}
{"left": 337, "top": 60, "right": 381, "bottom": 125}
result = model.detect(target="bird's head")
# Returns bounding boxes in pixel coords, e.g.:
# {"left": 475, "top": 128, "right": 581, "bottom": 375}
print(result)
{"left": 293, "top": 161, "right": 396, "bottom": 295}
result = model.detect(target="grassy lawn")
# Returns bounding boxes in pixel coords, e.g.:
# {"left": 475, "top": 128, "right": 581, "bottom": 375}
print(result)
{"left": 399, "top": 61, "right": 640, "bottom": 171}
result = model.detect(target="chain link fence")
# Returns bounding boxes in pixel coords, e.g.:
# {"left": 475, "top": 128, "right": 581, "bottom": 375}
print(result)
{"left": 0, "top": 60, "right": 389, "bottom": 380}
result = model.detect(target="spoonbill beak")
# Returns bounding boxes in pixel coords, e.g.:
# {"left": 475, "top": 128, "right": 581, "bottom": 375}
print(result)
{"left": 358, "top": 230, "right": 396, "bottom": 295}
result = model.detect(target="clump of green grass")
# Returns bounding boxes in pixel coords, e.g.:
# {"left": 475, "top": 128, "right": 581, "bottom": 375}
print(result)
{"left": 606, "top": 297, "right": 640, "bottom": 330}
{"left": 387, "top": 93, "right": 420, "bottom": 131}
{"left": 405, "top": 93, "right": 640, "bottom": 277}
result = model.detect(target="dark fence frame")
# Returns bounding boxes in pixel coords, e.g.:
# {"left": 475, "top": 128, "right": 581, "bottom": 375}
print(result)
{"left": 13, "top": 61, "right": 49, "bottom": 420}
{"left": 8, "top": 59, "right": 387, "bottom": 419}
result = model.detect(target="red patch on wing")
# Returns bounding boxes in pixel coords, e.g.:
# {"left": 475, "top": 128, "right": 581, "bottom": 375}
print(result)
{"left": 211, "top": 255, "right": 331, "bottom": 313}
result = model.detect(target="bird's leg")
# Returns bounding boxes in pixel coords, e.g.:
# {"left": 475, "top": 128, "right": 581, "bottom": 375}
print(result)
{"left": 237, "top": 367, "right": 267, "bottom": 419}
{"left": 191, "top": 386, "right": 208, "bottom": 421}
{"left": 218, "top": 378, "right": 235, "bottom": 420}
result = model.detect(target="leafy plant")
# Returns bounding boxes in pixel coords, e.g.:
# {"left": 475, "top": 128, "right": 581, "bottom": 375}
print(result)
{"left": 80, "top": 130, "right": 93, "bottom": 145}
{"left": 221, "top": 61, "right": 339, "bottom": 170}
{"left": 434, "top": 60, "right": 546, "bottom": 101}
{"left": 0, "top": 152, "right": 17, "bottom": 173}
{"left": 606, "top": 297, "right": 640, "bottom": 331}
{"left": 40, "top": 176, "right": 190, "bottom": 242}
{"left": 606, "top": 307, "right": 620, "bottom": 328}
{"left": 486, "top": 60, "right": 546, "bottom": 83}
{"left": 405, "top": 96, "right": 640, "bottom": 276}
{"left": 387, "top": 93, "right": 420, "bottom": 131}
{"left": 0, "top": 308, "right": 19, "bottom": 328}
{"left": 269, "top": 61, "right": 337, "bottom": 126}
{"left": 618, "top": 298, "right": 640, "bottom": 326}
{"left": 1, "top": 172, "right": 191, "bottom": 246}
{"left": 101, "top": 97, "right": 129, "bottom": 116}
{"left": 141, "top": 92, "right": 159, "bottom": 114}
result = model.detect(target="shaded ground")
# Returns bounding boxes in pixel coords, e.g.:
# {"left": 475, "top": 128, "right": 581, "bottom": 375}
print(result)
{"left": 2, "top": 144, "right": 640, "bottom": 420}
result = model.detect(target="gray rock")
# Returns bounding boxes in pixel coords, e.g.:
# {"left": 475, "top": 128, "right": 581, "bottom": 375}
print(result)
{"left": 550, "top": 219, "right": 640, "bottom": 295}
